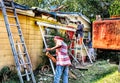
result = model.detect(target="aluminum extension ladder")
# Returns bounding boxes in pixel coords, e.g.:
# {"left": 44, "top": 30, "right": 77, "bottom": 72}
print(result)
{"left": 38, "top": 25, "right": 55, "bottom": 75}
{"left": 0, "top": 0, "right": 36, "bottom": 83}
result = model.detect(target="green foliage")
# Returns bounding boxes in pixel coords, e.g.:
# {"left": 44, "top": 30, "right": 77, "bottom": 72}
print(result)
{"left": 47, "top": 30, "right": 70, "bottom": 46}
{"left": 0, "top": 66, "right": 19, "bottom": 82}
{"left": 95, "top": 71, "right": 120, "bottom": 83}
{"left": 45, "top": 29, "right": 70, "bottom": 54}
{"left": 14, "top": 0, "right": 113, "bottom": 21}
{"left": 69, "top": 61, "right": 118, "bottom": 83}
{"left": 0, "top": 66, "right": 10, "bottom": 75}
{"left": 14, "top": 0, "right": 40, "bottom": 7}
{"left": 109, "top": 0, "right": 120, "bottom": 16}
{"left": 1, "top": 61, "right": 118, "bottom": 83}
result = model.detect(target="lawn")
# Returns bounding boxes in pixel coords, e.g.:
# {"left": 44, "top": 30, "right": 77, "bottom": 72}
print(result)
{"left": 0, "top": 60, "right": 119, "bottom": 83}
{"left": 95, "top": 71, "right": 120, "bottom": 83}
{"left": 68, "top": 60, "right": 118, "bottom": 83}
{"left": 37, "top": 60, "right": 119, "bottom": 83}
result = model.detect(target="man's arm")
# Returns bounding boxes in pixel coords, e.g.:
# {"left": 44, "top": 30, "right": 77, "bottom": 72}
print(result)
{"left": 46, "top": 44, "right": 62, "bottom": 51}
{"left": 51, "top": 44, "right": 62, "bottom": 50}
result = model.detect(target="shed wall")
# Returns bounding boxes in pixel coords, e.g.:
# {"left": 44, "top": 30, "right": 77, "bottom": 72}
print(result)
{"left": 0, "top": 11, "right": 43, "bottom": 70}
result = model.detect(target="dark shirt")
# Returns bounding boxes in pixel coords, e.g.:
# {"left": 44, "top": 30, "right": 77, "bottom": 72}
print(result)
{"left": 77, "top": 24, "right": 83, "bottom": 32}
{"left": 76, "top": 24, "right": 84, "bottom": 37}
{"left": 88, "top": 41, "right": 92, "bottom": 48}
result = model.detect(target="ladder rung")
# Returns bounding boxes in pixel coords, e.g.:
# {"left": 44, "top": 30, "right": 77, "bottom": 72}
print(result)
{"left": 20, "top": 62, "right": 30, "bottom": 65}
{"left": 4, "top": 0, "right": 13, "bottom": 2}
{"left": 16, "top": 43, "right": 24, "bottom": 45}
{"left": 7, "top": 15, "right": 16, "bottom": 18}
{"left": 9, "top": 24, "right": 19, "bottom": 26}
{"left": 44, "top": 35, "right": 54, "bottom": 37}
{"left": 18, "top": 52, "right": 27, "bottom": 55}
{"left": 21, "top": 72, "right": 31, "bottom": 77}
{"left": 70, "top": 48, "right": 81, "bottom": 50}
{"left": 19, "top": 34, "right": 22, "bottom": 36}
{"left": 5, "top": 6, "right": 14, "bottom": 10}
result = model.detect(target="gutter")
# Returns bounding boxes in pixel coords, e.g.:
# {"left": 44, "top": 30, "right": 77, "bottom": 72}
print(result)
{"left": 36, "top": 21, "right": 76, "bottom": 32}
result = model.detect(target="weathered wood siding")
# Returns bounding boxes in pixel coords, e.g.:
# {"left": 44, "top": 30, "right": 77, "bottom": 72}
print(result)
{"left": 0, "top": 11, "right": 43, "bottom": 70}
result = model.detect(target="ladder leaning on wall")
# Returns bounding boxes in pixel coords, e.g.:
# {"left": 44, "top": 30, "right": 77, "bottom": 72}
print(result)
{"left": 38, "top": 25, "right": 55, "bottom": 75}
{"left": 0, "top": 0, "right": 36, "bottom": 83}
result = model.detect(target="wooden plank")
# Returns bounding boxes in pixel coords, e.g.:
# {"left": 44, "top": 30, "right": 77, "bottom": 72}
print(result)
{"left": 30, "top": 39, "right": 42, "bottom": 43}
{"left": 0, "top": 44, "right": 11, "bottom": 50}
{"left": 0, "top": 27, "right": 7, "bottom": 33}
{"left": 0, "top": 11, "right": 4, "bottom": 20}
{"left": 0, "top": 33, "right": 8, "bottom": 38}
{"left": 26, "top": 34, "right": 42, "bottom": 40}
{"left": 0, "top": 49, "right": 12, "bottom": 55}
{"left": 0, "top": 20, "right": 6, "bottom": 27}
{"left": 18, "top": 15, "right": 27, "bottom": 24}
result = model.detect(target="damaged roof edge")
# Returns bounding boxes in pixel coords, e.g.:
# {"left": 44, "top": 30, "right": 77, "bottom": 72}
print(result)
{"left": 78, "top": 13, "right": 91, "bottom": 24}
{"left": 0, "top": 2, "right": 35, "bottom": 17}
{"left": 14, "top": 2, "right": 30, "bottom": 10}
{"left": 4, "top": 2, "right": 31, "bottom": 10}
{"left": 32, "top": 7, "right": 61, "bottom": 18}
{"left": 58, "top": 12, "right": 91, "bottom": 23}
{"left": 32, "top": 7, "right": 91, "bottom": 24}
{"left": 1, "top": 2, "right": 91, "bottom": 23}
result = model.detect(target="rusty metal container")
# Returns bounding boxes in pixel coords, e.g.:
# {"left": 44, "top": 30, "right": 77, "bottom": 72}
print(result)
{"left": 93, "top": 19, "right": 120, "bottom": 50}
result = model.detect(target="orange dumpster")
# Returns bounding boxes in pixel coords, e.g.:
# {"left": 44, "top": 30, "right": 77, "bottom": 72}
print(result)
{"left": 92, "top": 19, "right": 120, "bottom": 50}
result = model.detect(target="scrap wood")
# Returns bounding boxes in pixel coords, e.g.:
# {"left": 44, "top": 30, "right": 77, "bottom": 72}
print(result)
{"left": 46, "top": 52, "right": 56, "bottom": 63}
{"left": 69, "top": 70, "right": 77, "bottom": 80}
{"left": 75, "top": 64, "right": 88, "bottom": 70}
{"left": 43, "top": 73, "right": 54, "bottom": 77}
{"left": 51, "top": 5, "right": 67, "bottom": 12}
{"left": 41, "top": 65, "right": 50, "bottom": 73}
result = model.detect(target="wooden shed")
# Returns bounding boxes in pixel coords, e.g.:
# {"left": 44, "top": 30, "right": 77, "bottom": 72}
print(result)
{"left": 0, "top": 9, "right": 44, "bottom": 70}
{"left": 0, "top": 4, "right": 91, "bottom": 70}
{"left": 0, "top": 7, "right": 67, "bottom": 70}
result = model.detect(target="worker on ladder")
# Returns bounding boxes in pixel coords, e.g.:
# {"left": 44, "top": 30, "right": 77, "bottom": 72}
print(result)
{"left": 75, "top": 21, "right": 85, "bottom": 64}
{"left": 75, "top": 21, "right": 84, "bottom": 45}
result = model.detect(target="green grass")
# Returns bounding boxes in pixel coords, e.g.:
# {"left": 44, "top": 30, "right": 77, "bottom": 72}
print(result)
{"left": 95, "top": 71, "right": 120, "bottom": 83}
{"left": 1, "top": 60, "right": 119, "bottom": 83}
{"left": 68, "top": 60, "right": 118, "bottom": 83}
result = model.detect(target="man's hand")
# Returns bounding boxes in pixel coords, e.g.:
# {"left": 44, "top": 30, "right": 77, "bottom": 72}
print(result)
{"left": 46, "top": 48, "right": 51, "bottom": 51}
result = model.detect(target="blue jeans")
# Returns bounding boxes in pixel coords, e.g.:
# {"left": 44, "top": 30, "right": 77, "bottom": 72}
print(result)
{"left": 54, "top": 65, "right": 69, "bottom": 83}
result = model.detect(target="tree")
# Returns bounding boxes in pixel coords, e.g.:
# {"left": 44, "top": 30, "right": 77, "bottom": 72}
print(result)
{"left": 14, "top": 0, "right": 115, "bottom": 21}
{"left": 109, "top": 0, "right": 120, "bottom": 16}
